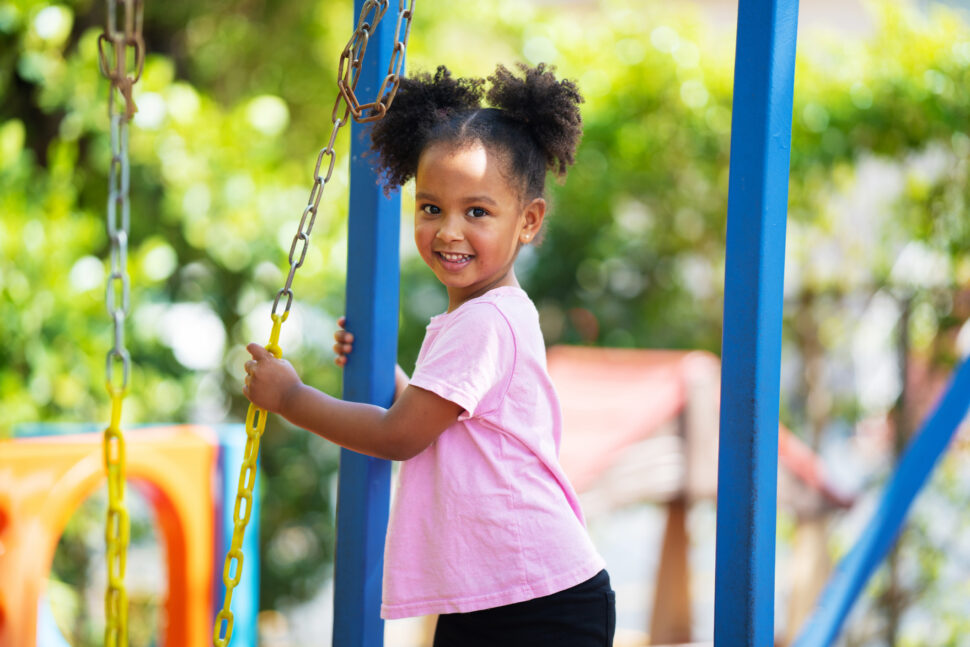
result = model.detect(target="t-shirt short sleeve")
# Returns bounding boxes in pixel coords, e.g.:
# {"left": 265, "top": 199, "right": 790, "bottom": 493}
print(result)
{"left": 409, "top": 302, "right": 515, "bottom": 420}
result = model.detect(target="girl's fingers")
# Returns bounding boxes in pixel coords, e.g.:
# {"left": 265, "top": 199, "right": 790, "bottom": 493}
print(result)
{"left": 247, "top": 342, "right": 272, "bottom": 359}
{"left": 333, "top": 317, "right": 353, "bottom": 368}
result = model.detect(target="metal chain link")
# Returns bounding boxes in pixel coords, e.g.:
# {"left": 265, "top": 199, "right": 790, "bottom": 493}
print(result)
{"left": 97, "top": 2, "right": 144, "bottom": 646}
{"left": 270, "top": 0, "right": 414, "bottom": 321}
{"left": 213, "top": 2, "right": 416, "bottom": 646}
{"left": 337, "top": 0, "right": 415, "bottom": 123}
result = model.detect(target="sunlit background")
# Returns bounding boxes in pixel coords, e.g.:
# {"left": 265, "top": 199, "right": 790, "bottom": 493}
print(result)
{"left": 3, "top": 0, "right": 970, "bottom": 645}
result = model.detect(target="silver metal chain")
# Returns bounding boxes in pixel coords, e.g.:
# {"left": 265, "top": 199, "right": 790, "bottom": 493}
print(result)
{"left": 270, "top": 0, "right": 415, "bottom": 319}
{"left": 99, "top": 0, "right": 144, "bottom": 394}
{"left": 97, "top": 2, "right": 144, "bottom": 645}
{"left": 105, "top": 101, "right": 131, "bottom": 393}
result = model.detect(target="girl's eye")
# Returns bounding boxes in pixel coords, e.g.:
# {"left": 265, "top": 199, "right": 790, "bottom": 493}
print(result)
{"left": 421, "top": 204, "right": 440, "bottom": 215}
{"left": 467, "top": 207, "right": 488, "bottom": 218}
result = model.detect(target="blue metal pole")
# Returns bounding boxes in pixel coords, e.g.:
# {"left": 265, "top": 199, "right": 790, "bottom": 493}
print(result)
{"left": 332, "top": 3, "right": 400, "bottom": 645}
{"left": 793, "top": 357, "right": 970, "bottom": 647}
{"left": 714, "top": 1, "right": 799, "bottom": 645}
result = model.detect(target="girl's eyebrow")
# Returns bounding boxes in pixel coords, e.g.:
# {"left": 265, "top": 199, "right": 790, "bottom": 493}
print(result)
{"left": 414, "top": 191, "right": 498, "bottom": 206}
{"left": 464, "top": 195, "right": 498, "bottom": 206}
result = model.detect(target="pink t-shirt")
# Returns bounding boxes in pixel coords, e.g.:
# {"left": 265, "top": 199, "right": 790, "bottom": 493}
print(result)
{"left": 381, "top": 286, "right": 605, "bottom": 619}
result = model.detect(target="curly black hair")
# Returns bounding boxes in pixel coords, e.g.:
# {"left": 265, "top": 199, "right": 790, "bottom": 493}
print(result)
{"left": 369, "top": 63, "right": 584, "bottom": 201}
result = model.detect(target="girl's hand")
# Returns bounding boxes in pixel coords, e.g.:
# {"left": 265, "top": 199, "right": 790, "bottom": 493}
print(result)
{"left": 332, "top": 316, "right": 410, "bottom": 401}
{"left": 244, "top": 343, "right": 303, "bottom": 414}
{"left": 333, "top": 316, "right": 354, "bottom": 367}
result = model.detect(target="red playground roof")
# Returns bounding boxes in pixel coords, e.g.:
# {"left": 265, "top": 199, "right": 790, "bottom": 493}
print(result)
{"left": 549, "top": 345, "right": 852, "bottom": 509}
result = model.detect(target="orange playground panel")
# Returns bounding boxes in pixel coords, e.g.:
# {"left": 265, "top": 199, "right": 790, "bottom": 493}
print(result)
{"left": 0, "top": 425, "right": 218, "bottom": 646}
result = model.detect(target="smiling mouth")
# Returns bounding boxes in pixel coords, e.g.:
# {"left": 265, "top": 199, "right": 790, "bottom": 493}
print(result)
{"left": 436, "top": 251, "right": 473, "bottom": 265}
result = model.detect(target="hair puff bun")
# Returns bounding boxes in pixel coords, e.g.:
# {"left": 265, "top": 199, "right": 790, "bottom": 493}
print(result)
{"left": 369, "top": 66, "right": 484, "bottom": 190}
{"left": 486, "top": 63, "right": 584, "bottom": 179}
{"left": 369, "top": 63, "right": 584, "bottom": 197}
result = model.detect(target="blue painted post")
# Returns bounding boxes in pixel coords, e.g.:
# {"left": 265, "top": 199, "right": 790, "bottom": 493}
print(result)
{"left": 714, "top": 1, "right": 799, "bottom": 646}
{"left": 794, "top": 357, "right": 970, "bottom": 647}
{"left": 215, "top": 424, "right": 260, "bottom": 647}
{"left": 332, "top": 3, "right": 400, "bottom": 646}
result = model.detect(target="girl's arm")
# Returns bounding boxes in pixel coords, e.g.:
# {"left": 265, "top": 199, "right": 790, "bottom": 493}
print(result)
{"left": 244, "top": 343, "right": 459, "bottom": 461}
{"left": 393, "top": 364, "right": 410, "bottom": 401}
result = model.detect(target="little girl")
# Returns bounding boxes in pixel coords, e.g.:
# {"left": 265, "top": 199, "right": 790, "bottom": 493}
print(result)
{"left": 244, "top": 63, "right": 615, "bottom": 646}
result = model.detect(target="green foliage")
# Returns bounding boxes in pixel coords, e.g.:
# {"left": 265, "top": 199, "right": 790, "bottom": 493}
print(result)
{"left": 3, "top": 0, "right": 969, "bottom": 635}
{"left": 2, "top": 0, "right": 352, "bottom": 611}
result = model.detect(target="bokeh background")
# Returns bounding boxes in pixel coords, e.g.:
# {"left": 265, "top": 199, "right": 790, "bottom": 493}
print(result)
{"left": 3, "top": 0, "right": 970, "bottom": 644}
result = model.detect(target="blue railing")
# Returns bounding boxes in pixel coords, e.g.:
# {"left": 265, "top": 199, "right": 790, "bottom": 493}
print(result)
{"left": 793, "top": 357, "right": 970, "bottom": 647}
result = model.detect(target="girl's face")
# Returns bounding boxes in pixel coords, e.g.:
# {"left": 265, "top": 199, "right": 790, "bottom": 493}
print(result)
{"left": 414, "top": 140, "right": 545, "bottom": 312}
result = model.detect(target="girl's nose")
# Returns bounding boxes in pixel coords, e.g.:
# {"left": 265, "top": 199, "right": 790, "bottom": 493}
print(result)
{"left": 435, "top": 214, "right": 464, "bottom": 241}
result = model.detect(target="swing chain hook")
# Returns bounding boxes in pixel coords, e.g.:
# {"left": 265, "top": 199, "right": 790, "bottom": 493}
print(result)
{"left": 97, "top": 0, "right": 145, "bottom": 121}
{"left": 337, "top": 0, "right": 415, "bottom": 123}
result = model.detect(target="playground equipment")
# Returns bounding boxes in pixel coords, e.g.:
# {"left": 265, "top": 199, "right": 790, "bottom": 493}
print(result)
{"left": 95, "top": 1, "right": 143, "bottom": 643}
{"left": 0, "top": 424, "right": 259, "bottom": 647}
{"left": 792, "top": 361, "right": 970, "bottom": 646}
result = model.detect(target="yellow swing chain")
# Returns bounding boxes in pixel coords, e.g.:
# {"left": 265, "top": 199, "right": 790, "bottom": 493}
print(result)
{"left": 96, "top": 1, "right": 144, "bottom": 646}
{"left": 212, "top": 2, "right": 415, "bottom": 645}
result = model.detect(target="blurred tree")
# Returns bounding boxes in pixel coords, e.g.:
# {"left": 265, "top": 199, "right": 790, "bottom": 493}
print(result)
{"left": 2, "top": 0, "right": 356, "bottom": 611}
{"left": 3, "top": 1, "right": 968, "bottom": 641}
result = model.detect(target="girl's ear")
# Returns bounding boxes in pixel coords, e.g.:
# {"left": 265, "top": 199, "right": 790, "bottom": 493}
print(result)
{"left": 519, "top": 197, "right": 546, "bottom": 244}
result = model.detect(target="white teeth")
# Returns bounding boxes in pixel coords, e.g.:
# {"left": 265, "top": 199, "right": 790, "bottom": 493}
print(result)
{"left": 440, "top": 252, "right": 471, "bottom": 262}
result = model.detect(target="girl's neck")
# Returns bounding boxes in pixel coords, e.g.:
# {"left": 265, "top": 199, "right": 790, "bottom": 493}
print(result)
{"left": 446, "top": 271, "right": 520, "bottom": 312}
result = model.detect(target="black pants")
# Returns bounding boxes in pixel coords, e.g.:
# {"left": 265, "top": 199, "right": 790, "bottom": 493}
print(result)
{"left": 433, "top": 570, "right": 616, "bottom": 647}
